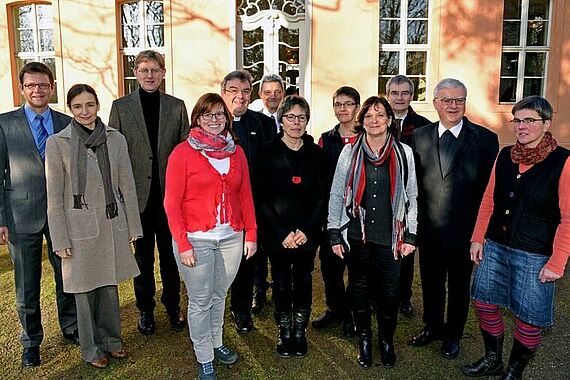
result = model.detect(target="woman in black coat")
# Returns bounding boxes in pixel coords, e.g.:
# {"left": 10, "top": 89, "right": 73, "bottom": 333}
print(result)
{"left": 254, "top": 95, "right": 327, "bottom": 358}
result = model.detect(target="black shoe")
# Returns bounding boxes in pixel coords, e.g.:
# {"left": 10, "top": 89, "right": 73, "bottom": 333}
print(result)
{"left": 275, "top": 311, "right": 292, "bottom": 358}
{"left": 311, "top": 310, "right": 340, "bottom": 329}
{"left": 292, "top": 310, "right": 309, "bottom": 357}
{"left": 232, "top": 311, "right": 253, "bottom": 333}
{"left": 63, "top": 329, "right": 80, "bottom": 345}
{"left": 252, "top": 292, "right": 266, "bottom": 315}
{"left": 410, "top": 327, "right": 441, "bottom": 347}
{"left": 441, "top": 339, "right": 460, "bottom": 359}
{"left": 461, "top": 331, "right": 504, "bottom": 377}
{"left": 22, "top": 347, "right": 41, "bottom": 368}
{"left": 168, "top": 308, "right": 186, "bottom": 332}
{"left": 341, "top": 319, "right": 356, "bottom": 337}
{"left": 399, "top": 301, "right": 414, "bottom": 317}
{"left": 138, "top": 311, "right": 156, "bottom": 335}
{"left": 501, "top": 338, "right": 535, "bottom": 380}
{"left": 357, "top": 336, "right": 372, "bottom": 368}
{"left": 380, "top": 340, "right": 396, "bottom": 368}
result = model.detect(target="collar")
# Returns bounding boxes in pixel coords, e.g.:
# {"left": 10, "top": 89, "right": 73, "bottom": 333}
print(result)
{"left": 438, "top": 119, "right": 463, "bottom": 138}
{"left": 24, "top": 104, "right": 51, "bottom": 126}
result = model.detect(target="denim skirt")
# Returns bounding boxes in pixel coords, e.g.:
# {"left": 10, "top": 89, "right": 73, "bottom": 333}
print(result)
{"left": 471, "top": 239, "right": 555, "bottom": 326}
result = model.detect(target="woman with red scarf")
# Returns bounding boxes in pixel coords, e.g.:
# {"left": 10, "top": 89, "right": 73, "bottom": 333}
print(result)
{"left": 164, "top": 93, "right": 257, "bottom": 380}
{"left": 462, "top": 96, "right": 570, "bottom": 380}
{"left": 328, "top": 96, "right": 418, "bottom": 368}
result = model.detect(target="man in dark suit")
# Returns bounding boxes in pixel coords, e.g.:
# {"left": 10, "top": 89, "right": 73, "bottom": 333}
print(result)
{"left": 108, "top": 50, "right": 190, "bottom": 335}
{"left": 386, "top": 75, "right": 431, "bottom": 317}
{"left": 410, "top": 78, "right": 499, "bottom": 359}
{"left": 0, "top": 62, "right": 78, "bottom": 367}
{"left": 221, "top": 70, "right": 276, "bottom": 332}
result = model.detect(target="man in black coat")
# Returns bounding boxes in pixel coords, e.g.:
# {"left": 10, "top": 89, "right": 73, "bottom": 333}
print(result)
{"left": 386, "top": 75, "right": 431, "bottom": 317}
{"left": 221, "top": 70, "right": 276, "bottom": 332}
{"left": 410, "top": 78, "right": 499, "bottom": 359}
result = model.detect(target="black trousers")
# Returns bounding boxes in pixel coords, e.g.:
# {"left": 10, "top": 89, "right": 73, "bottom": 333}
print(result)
{"left": 398, "top": 250, "right": 415, "bottom": 303}
{"left": 269, "top": 246, "right": 316, "bottom": 313}
{"left": 253, "top": 245, "right": 270, "bottom": 295}
{"left": 318, "top": 231, "right": 350, "bottom": 317}
{"left": 133, "top": 195, "right": 181, "bottom": 314}
{"left": 9, "top": 224, "right": 77, "bottom": 348}
{"left": 346, "top": 240, "right": 400, "bottom": 323}
{"left": 418, "top": 241, "right": 474, "bottom": 340}
{"left": 230, "top": 246, "right": 255, "bottom": 315}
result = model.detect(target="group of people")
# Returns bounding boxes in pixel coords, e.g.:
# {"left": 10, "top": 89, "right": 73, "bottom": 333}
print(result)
{"left": 0, "top": 49, "right": 568, "bottom": 380}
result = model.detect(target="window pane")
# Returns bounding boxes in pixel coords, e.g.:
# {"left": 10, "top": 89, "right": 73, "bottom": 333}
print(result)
{"left": 380, "top": 0, "right": 401, "bottom": 18}
{"left": 499, "top": 78, "right": 517, "bottom": 102}
{"left": 146, "top": 1, "right": 164, "bottom": 23}
{"left": 502, "top": 21, "right": 520, "bottom": 46}
{"left": 123, "top": 54, "right": 137, "bottom": 76}
{"left": 523, "top": 78, "right": 542, "bottom": 97}
{"left": 17, "top": 30, "right": 35, "bottom": 52}
{"left": 524, "top": 52, "right": 546, "bottom": 76}
{"left": 40, "top": 29, "right": 54, "bottom": 52}
{"left": 378, "top": 77, "right": 390, "bottom": 96}
{"left": 279, "top": 27, "right": 300, "bottom": 92}
{"left": 122, "top": 2, "right": 140, "bottom": 24}
{"left": 124, "top": 78, "right": 139, "bottom": 95}
{"left": 408, "top": 0, "right": 429, "bottom": 18}
{"left": 501, "top": 52, "right": 519, "bottom": 76}
{"left": 407, "top": 20, "right": 427, "bottom": 44}
{"left": 380, "top": 20, "right": 400, "bottom": 44}
{"left": 406, "top": 51, "right": 426, "bottom": 75}
{"left": 411, "top": 77, "right": 427, "bottom": 101}
{"left": 526, "top": 20, "right": 548, "bottom": 46}
{"left": 528, "top": 0, "right": 549, "bottom": 19}
{"left": 37, "top": 4, "right": 53, "bottom": 28}
{"left": 146, "top": 25, "right": 164, "bottom": 47}
{"left": 503, "top": 0, "right": 522, "bottom": 19}
{"left": 16, "top": 5, "right": 33, "bottom": 28}
{"left": 379, "top": 51, "right": 399, "bottom": 75}
{"left": 122, "top": 25, "right": 141, "bottom": 47}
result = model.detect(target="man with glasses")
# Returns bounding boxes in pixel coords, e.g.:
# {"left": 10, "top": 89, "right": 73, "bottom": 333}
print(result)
{"left": 220, "top": 70, "right": 276, "bottom": 333}
{"left": 312, "top": 86, "right": 360, "bottom": 336}
{"left": 108, "top": 50, "right": 190, "bottom": 336}
{"left": 410, "top": 78, "right": 498, "bottom": 359}
{"left": 385, "top": 75, "right": 431, "bottom": 318}
{"left": 0, "top": 62, "right": 78, "bottom": 367}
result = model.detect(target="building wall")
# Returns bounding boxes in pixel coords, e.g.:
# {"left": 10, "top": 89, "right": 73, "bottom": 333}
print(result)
{"left": 0, "top": 0, "right": 568, "bottom": 146}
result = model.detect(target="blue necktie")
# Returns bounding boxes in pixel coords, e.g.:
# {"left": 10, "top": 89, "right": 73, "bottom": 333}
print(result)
{"left": 35, "top": 114, "right": 48, "bottom": 160}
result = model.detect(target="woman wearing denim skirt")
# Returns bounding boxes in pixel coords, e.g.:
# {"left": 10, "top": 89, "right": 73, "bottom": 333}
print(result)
{"left": 462, "top": 96, "right": 570, "bottom": 380}
{"left": 164, "top": 93, "right": 257, "bottom": 380}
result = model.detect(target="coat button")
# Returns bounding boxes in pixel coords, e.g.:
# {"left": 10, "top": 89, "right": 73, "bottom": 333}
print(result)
{"left": 373, "top": 194, "right": 377, "bottom": 197}
{"left": 502, "top": 226, "right": 507, "bottom": 231}
{"left": 509, "top": 192, "right": 515, "bottom": 198}
{"left": 505, "top": 210, "right": 510, "bottom": 215}
{"left": 516, "top": 174, "right": 521, "bottom": 179}
{"left": 98, "top": 185, "right": 103, "bottom": 190}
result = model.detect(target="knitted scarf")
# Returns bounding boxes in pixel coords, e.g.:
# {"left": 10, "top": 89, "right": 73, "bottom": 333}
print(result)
{"left": 344, "top": 133, "right": 408, "bottom": 258}
{"left": 187, "top": 127, "right": 236, "bottom": 159}
{"left": 71, "top": 117, "right": 117, "bottom": 219}
{"left": 511, "top": 131, "right": 558, "bottom": 165}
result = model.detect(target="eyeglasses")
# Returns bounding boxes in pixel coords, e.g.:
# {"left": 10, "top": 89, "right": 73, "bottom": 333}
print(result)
{"left": 224, "top": 87, "right": 252, "bottom": 96}
{"left": 510, "top": 118, "right": 547, "bottom": 126}
{"left": 22, "top": 83, "right": 51, "bottom": 90}
{"left": 262, "top": 90, "right": 283, "bottom": 97}
{"left": 435, "top": 97, "right": 467, "bottom": 105}
{"left": 333, "top": 102, "right": 357, "bottom": 109}
{"left": 201, "top": 112, "right": 227, "bottom": 121}
{"left": 283, "top": 114, "right": 308, "bottom": 122}
{"left": 388, "top": 90, "right": 411, "bottom": 97}
{"left": 137, "top": 68, "right": 163, "bottom": 75}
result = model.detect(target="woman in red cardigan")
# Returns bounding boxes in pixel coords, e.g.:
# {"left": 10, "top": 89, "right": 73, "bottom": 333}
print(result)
{"left": 164, "top": 93, "right": 257, "bottom": 380}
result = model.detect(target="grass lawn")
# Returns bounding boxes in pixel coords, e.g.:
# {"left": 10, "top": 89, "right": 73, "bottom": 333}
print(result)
{"left": 0, "top": 244, "right": 568, "bottom": 379}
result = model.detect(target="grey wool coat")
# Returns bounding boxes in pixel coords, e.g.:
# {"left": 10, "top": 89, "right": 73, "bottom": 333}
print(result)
{"left": 46, "top": 124, "right": 142, "bottom": 293}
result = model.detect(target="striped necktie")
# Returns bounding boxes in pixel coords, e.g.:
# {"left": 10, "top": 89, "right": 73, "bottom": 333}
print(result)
{"left": 35, "top": 114, "right": 48, "bottom": 160}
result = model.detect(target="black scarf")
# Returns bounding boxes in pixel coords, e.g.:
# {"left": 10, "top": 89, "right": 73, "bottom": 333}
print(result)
{"left": 71, "top": 117, "right": 117, "bottom": 219}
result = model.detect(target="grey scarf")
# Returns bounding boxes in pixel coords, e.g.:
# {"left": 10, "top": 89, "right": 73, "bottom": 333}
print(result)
{"left": 71, "top": 117, "right": 117, "bottom": 219}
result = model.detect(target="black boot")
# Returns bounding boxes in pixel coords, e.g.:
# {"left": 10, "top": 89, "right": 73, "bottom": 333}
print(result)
{"left": 274, "top": 311, "right": 292, "bottom": 357}
{"left": 461, "top": 330, "right": 504, "bottom": 377}
{"left": 378, "top": 315, "right": 397, "bottom": 368}
{"left": 353, "top": 310, "right": 373, "bottom": 368}
{"left": 500, "top": 339, "right": 535, "bottom": 380}
{"left": 292, "top": 309, "right": 310, "bottom": 357}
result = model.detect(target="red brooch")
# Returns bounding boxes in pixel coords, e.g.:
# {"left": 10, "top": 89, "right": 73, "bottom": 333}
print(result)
{"left": 292, "top": 176, "right": 302, "bottom": 184}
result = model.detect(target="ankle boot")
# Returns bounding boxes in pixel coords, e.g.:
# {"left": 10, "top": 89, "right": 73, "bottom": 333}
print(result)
{"left": 274, "top": 311, "right": 292, "bottom": 357}
{"left": 353, "top": 310, "right": 373, "bottom": 368}
{"left": 378, "top": 315, "right": 397, "bottom": 368}
{"left": 461, "top": 330, "right": 504, "bottom": 377}
{"left": 292, "top": 309, "right": 310, "bottom": 357}
{"left": 500, "top": 339, "right": 535, "bottom": 380}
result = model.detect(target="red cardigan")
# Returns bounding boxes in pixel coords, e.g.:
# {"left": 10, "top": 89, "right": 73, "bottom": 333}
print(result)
{"left": 164, "top": 142, "right": 257, "bottom": 253}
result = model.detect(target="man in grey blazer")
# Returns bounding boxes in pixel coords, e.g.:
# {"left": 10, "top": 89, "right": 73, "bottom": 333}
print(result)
{"left": 0, "top": 62, "right": 78, "bottom": 367}
{"left": 108, "top": 50, "right": 190, "bottom": 335}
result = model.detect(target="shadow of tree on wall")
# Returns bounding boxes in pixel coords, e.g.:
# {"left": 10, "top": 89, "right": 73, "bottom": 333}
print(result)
{"left": 170, "top": 1, "right": 230, "bottom": 37}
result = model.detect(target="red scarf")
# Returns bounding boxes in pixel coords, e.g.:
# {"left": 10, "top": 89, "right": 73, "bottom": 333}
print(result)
{"left": 511, "top": 131, "right": 557, "bottom": 165}
{"left": 187, "top": 127, "right": 236, "bottom": 159}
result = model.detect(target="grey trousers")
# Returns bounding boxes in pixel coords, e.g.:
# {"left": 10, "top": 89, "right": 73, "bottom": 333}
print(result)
{"left": 75, "top": 285, "right": 123, "bottom": 362}
{"left": 174, "top": 231, "right": 244, "bottom": 364}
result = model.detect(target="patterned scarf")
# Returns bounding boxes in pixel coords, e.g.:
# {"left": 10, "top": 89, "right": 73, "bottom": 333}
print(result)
{"left": 187, "top": 127, "right": 236, "bottom": 159}
{"left": 344, "top": 133, "right": 408, "bottom": 258}
{"left": 71, "top": 117, "right": 117, "bottom": 219}
{"left": 511, "top": 131, "right": 558, "bottom": 165}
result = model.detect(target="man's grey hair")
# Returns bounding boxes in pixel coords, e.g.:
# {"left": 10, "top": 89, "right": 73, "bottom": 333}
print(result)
{"left": 259, "top": 74, "right": 285, "bottom": 93}
{"left": 433, "top": 78, "right": 468, "bottom": 98}
{"left": 221, "top": 70, "right": 253, "bottom": 91}
{"left": 386, "top": 75, "right": 415, "bottom": 95}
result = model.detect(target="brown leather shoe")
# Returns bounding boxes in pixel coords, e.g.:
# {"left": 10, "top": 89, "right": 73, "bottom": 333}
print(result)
{"left": 89, "top": 357, "right": 108, "bottom": 369}
{"left": 108, "top": 350, "right": 128, "bottom": 359}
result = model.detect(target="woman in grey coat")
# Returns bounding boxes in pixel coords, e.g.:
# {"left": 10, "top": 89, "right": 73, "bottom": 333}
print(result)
{"left": 46, "top": 84, "right": 142, "bottom": 369}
